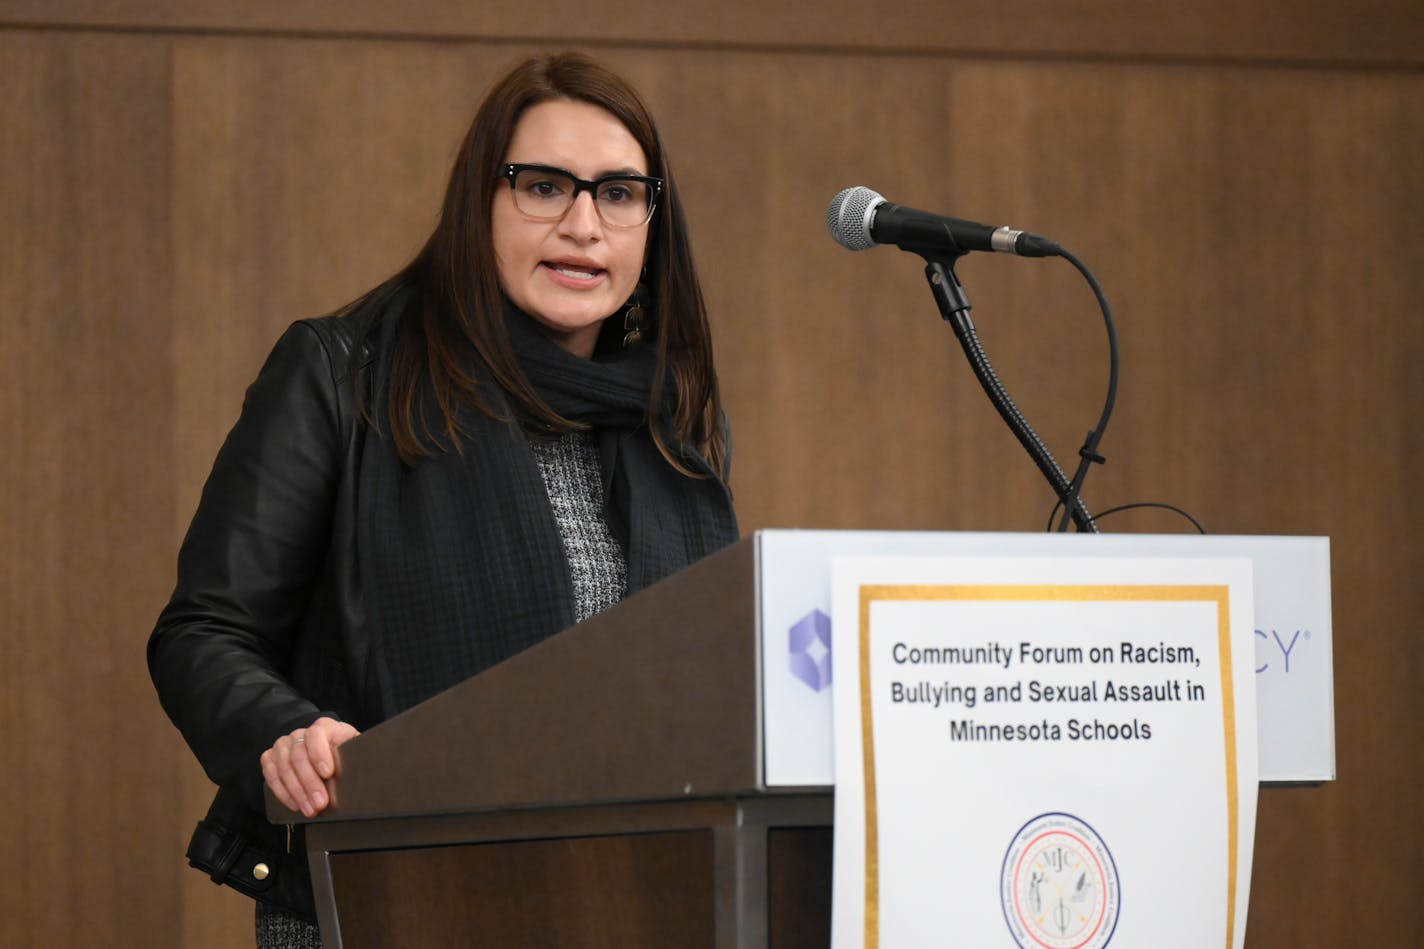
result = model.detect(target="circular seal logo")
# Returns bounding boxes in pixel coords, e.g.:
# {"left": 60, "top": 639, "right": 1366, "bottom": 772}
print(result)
{"left": 1001, "top": 812, "right": 1120, "bottom": 949}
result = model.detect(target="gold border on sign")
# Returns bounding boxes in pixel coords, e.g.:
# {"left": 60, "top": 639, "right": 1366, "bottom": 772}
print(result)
{"left": 856, "top": 584, "right": 1238, "bottom": 949}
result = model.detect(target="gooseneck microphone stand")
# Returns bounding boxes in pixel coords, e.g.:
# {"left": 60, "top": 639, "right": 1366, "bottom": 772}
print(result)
{"left": 921, "top": 252, "right": 1101, "bottom": 533}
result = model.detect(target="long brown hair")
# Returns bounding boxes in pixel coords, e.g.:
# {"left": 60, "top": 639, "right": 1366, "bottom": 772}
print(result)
{"left": 360, "top": 52, "right": 726, "bottom": 477}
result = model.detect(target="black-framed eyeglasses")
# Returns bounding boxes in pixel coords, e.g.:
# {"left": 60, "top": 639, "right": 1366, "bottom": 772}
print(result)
{"left": 500, "top": 163, "right": 663, "bottom": 228}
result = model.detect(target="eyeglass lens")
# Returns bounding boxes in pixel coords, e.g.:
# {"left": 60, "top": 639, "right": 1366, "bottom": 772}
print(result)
{"left": 509, "top": 167, "right": 654, "bottom": 227}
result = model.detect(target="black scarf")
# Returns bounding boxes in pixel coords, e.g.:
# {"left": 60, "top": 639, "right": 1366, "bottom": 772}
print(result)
{"left": 357, "top": 301, "right": 738, "bottom": 716}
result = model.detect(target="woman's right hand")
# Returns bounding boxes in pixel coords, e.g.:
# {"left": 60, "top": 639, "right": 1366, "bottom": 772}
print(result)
{"left": 259, "top": 716, "right": 361, "bottom": 818}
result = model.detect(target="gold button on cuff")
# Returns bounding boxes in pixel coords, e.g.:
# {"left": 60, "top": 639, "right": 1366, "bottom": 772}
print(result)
{"left": 252, "top": 863, "right": 270, "bottom": 881}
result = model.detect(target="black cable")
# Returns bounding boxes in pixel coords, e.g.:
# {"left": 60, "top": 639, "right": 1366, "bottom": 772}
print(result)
{"left": 1052, "top": 247, "right": 1118, "bottom": 533}
{"left": 1047, "top": 500, "right": 1206, "bottom": 534}
{"left": 1096, "top": 502, "right": 1207, "bottom": 534}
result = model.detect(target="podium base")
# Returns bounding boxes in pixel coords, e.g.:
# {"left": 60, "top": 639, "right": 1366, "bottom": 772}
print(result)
{"left": 309, "top": 795, "right": 832, "bottom": 949}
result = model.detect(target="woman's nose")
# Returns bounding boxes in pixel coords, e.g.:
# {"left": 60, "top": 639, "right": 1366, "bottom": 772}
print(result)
{"left": 558, "top": 190, "right": 603, "bottom": 240}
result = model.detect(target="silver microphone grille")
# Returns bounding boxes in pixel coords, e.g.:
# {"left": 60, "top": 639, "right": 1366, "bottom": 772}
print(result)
{"left": 826, "top": 186, "right": 884, "bottom": 251}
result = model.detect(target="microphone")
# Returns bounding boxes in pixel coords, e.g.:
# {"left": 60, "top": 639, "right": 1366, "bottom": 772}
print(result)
{"left": 826, "top": 186, "right": 1060, "bottom": 258}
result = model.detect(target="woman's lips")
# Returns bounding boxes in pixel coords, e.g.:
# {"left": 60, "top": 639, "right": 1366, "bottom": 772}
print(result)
{"left": 542, "top": 261, "right": 605, "bottom": 287}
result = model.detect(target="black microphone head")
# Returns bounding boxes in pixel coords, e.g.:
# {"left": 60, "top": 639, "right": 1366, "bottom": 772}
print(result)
{"left": 826, "top": 186, "right": 885, "bottom": 251}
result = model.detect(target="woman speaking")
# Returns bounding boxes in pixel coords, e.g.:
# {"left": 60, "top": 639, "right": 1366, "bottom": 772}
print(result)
{"left": 148, "top": 51, "right": 738, "bottom": 948}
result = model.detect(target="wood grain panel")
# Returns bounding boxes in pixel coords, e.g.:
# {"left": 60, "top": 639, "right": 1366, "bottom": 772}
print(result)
{"left": 0, "top": 29, "right": 178, "bottom": 948}
{"left": 4, "top": 0, "right": 1424, "bottom": 67}
{"left": 168, "top": 36, "right": 511, "bottom": 517}
{"left": 329, "top": 831, "right": 714, "bottom": 947}
{"left": 768, "top": 827, "right": 834, "bottom": 948}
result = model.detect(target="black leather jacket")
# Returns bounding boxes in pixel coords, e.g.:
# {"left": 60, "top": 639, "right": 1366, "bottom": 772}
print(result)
{"left": 149, "top": 312, "right": 378, "bottom": 918}
{"left": 149, "top": 297, "right": 739, "bottom": 919}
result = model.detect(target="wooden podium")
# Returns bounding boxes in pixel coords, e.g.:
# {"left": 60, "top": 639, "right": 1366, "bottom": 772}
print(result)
{"left": 271, "top": 538, "right": 833, "bottom": 948}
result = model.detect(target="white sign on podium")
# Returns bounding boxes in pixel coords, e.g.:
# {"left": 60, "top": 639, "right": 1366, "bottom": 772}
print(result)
{"left": 826, "top": 554, "right": 1258, "bottom": 949}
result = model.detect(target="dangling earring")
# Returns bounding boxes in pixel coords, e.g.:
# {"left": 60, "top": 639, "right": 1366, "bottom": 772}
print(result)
{"left": 621, "top": 283, "right": 650, "bottom": 349}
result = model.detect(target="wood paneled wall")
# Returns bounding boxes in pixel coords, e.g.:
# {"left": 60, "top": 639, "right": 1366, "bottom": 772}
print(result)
{"left": 2, "top": 6, "right": 1420, "bottom": 947}
{"left": 6, "top": 0, "right": 1423, "bottom": 66}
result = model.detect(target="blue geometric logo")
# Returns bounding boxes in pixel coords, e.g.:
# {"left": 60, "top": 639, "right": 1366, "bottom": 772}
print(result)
{"left": 789, "top": 609, "right": 832, "bottom": 692}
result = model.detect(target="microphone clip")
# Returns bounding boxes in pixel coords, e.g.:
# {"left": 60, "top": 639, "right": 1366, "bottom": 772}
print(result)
{"left": 924, "top": 256, "right": 973, "bottom": 326}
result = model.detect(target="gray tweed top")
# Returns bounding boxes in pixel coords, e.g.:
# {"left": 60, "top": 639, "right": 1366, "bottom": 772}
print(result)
{"left": 529, "top": 429, "right": 628, "bottom": 622}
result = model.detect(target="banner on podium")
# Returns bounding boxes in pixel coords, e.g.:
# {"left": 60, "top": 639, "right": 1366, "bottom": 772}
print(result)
{"left": 829, "top": 555, "right": 1258, "bottom": 949}
{"left": 757, "top": 529, "right": 1333, "bottom": 786}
